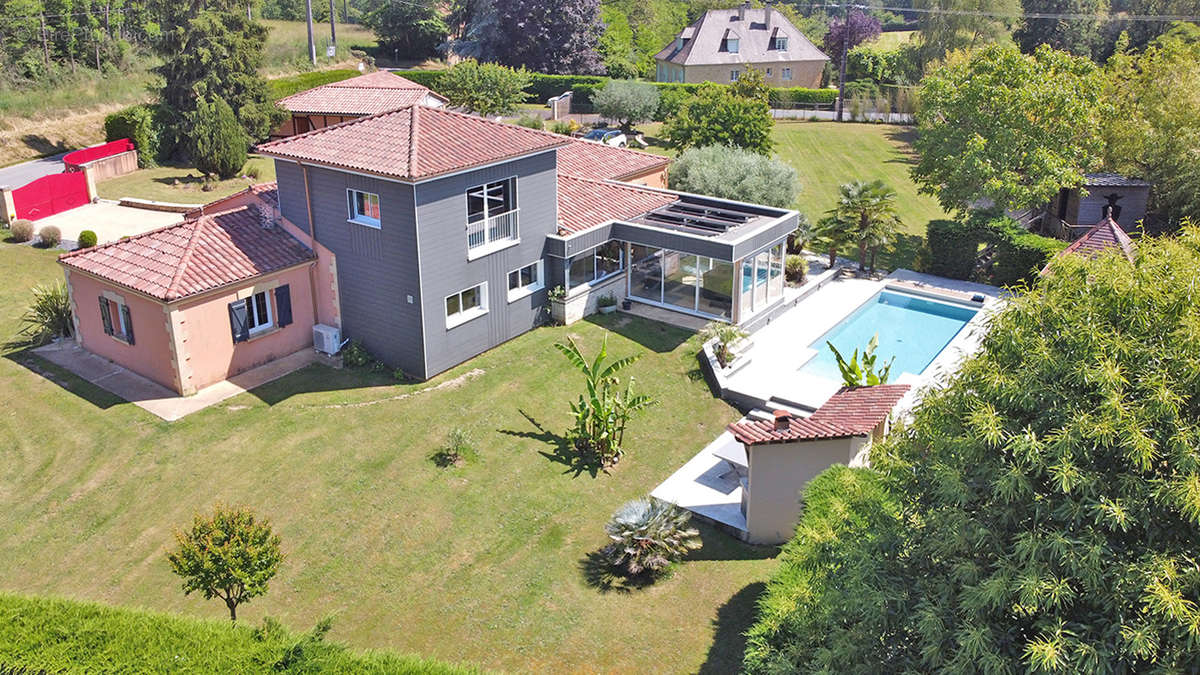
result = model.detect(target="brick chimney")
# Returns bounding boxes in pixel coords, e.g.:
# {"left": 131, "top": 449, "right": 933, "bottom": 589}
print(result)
{"left": 773, "top": 410, "right": 792, "bottom": 431}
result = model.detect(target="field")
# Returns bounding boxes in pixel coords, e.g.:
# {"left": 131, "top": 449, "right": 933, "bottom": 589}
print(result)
{"left": 642, "top": 121, "right": 949, "bottom": 269}
{"left": 95, "top": 156, "right": 278, "bottom": 204}
{"left": 870, "top": 29, "right": 916, "bottom": 49}
{"left": 0, "top": 245, "right": 774, "bottom": 673}
{"left": 0, "top": 20, "right": 376, "bottom": 167}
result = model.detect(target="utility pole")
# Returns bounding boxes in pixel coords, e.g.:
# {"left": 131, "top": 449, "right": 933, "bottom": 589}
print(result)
{"left": 40, "top": 14, "right": 50, "bottom": 67}
{"left": 305, "top": 0, "right": 316, "bottom": 64}
{"left": 328, "top": 0, "right": 336, "bottom": 48}
{"left": 836, "top": 0, "right": 848, "bottom": 122}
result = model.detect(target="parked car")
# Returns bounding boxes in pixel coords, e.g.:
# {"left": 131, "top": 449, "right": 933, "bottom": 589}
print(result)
{"left": 581, "top": 128, "right": 627, "bottom": 148}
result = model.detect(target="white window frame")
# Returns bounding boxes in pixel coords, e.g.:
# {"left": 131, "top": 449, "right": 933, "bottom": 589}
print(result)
{"left": 445, "top": 282, "right": 489, "bottom": 329}
{"left": 234, "top": 290, "right": 275, "bottom": 336}
{"left": 507, "top": 260, "right": 545, "bottom": 302}
{"left": 466, "top": 176, "right": 519, "bottom": 257}
{"left": 724, "top": 37, "right": 739, "bottom": 53}
{"left": 782, "top": 67, "right": 792, "bottom": 81}
{"left": 772, "top": 36, "right": 788, "bottom": 50}
{"left": 731, "top": 69, "right": 741, "bottom": 82}
{"left": 347, "top": 188, "right": 381, "bottom": 229}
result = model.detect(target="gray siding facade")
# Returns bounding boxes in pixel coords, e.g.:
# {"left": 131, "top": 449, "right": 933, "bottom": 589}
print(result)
{"left": 274, "top": 159, "right": 427, "bottom": 376}
{"left": 413, "top": 151, "right": 558, "bottom": 377}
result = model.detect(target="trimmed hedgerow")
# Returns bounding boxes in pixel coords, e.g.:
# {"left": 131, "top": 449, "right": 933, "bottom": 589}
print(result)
{"left": 925, "top": 210, "right": 1068, "bottom": 286}
{"left": 925, "top": 218, "right": 980, "bottom": 280}
{"left": 104, "top": 104, "right": 166, "bottom": 168}
{"left": 267, "top": 69, "right": 360, "bottom": 100}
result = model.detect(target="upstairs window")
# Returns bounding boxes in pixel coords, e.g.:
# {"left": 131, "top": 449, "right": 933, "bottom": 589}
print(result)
{"left": 466, "top": 178, "right": 518, "bottom": 252}
{"left": 721, "top": 37, "right": 740, "bottom": 53}
{"left": 347, "top": 189, "right": 381, "bottom": 228}
{"left": 771, "top": 36, "right": 788, "bottom": 50}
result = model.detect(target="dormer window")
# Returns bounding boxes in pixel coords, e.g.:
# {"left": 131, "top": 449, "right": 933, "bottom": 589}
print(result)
{"left": 771, "top": 35, "right": 788, "bottom": 50}
{"left": 721, "top": 37, "right": 740, "bottom": 53}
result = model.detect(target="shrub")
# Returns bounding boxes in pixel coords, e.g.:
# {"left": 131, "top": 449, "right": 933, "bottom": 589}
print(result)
{"left": 603, "top": 497, "right": 701, "bottom": 578}
{"left": 9, "top": 219, "right": 33, "bottom": 242}
{"left": 37, "top": 225, "right": 61, "bottom": 248}
{"left": 785, "top": 254, "right": 807, "bottom": 283}
{"left": 596, "top": 292, "right": 618, "bottom": 308}
{"left": 77, "top": 230, "right": 98, "bottom": 249}
{"left": 924, "top": 218, "right": 978, "bottom": 280}
{"left": 167, "top": 504, "right": 283, "bottom": 622}
{"left": 340, "top": 340, "right": 374, "bottom": 368}
{"left": 436, "top": 60, "right": 531, "bottom": 116}
{"left": 549, "top": 119, "right": 576, "bottom": 135}
{"left": 16, "top": 282, "right": 72, "bottom": 345}
{"left": 700, "top": 321, "right": 749, "bottom": 368}
{"left": 266, "top": 69, "right": 359, "bottom": 100}
{"left": 990, "top": 230, "right": 1066, "bottom": 287}
{"left": 592, "top": 79, "right": 659, "bottom": 130}
{"left": 669, "top": 145, "right": 798, "bottom": 208}
{"left": 430, "top": 427, "right": 478, "bottom": 468}
{"left": 513, "top": 115, "right": 544, "bottom": 130}
{"left": 104, "top": 103, "right": 162, "bottom": 167}
{"left": 665, "top": 83, "right": 773, "bottom": 155}
{"left": 189, "top": 96, "right": 248, "bottom": 180}
{"left": 244, "top": 163, "right": 262, "bottom": 180}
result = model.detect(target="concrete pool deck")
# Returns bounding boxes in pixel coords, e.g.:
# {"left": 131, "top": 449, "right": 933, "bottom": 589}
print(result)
{"left": 719, "top": 268, "right": 1004, "bottom": 413}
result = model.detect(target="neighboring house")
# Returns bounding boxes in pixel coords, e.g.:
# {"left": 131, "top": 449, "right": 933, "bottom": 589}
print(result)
{"left": 272, "top": 70, "right": 448, "bottom": 138}
{"left": 725, "top": 384, "right": 910, "bottom": 544}
{"left": 1046, "top": 173, "right": 1150, "bottom": 237}
{"left": 60, "top": 104, "right": 796, "bottom": 392}
{"left": 58, "top": 184, "right": 338, "bottom": 396}
{"left": 1041, "top": 215, "right": 1136, "bottom": 275}
{"left": 653, "top": 2, "right": 828, "bottom": 87}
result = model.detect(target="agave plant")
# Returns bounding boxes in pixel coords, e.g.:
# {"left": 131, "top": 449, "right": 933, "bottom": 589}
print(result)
{"left": 555, "top": 334, "right": 656, "bottom": 467}
{"left": 17, "top": 282, "right": 72, "bottom": 345}
{"left": 827, "top": 333, "right": 894, "bottom": 387}
{"left": 603, "top": 497, "right": 701, "bottom": 577}
{"left": 700, "top": 321, "right": 749, "bottom": 368}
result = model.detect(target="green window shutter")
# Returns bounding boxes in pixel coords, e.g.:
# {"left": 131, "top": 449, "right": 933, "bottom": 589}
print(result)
{"left": 120, "top": 304, "right": 134, "bottom": 345}
{"left": 275, "top": 284, "right": 293, "bottom": 328}
{"left": 228, "top": 300, "right": 250, "bottom": 343}
{"left": 98, "top": 297, "right": 113, "bottom": 336}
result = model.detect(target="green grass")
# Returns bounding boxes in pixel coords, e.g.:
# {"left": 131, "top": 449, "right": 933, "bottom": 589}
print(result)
{"left": 261, "top": 19, "right": 379, "bottom": 76}
{"left": 0, "top": 592, "right": 476, "bottom": 673}
{"left": 869, "top": 30, "right": 916, "bottom": 49}
{"left": 95, "top": 156, "right": 278, "bottom": 203}
{"left": 0, "top": 245, "right": 774, "bottom": 673}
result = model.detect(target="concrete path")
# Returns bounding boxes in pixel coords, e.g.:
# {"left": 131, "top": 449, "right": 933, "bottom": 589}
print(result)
{"left": 33, "top": 342, "right": 318, "bottom": 421}
{"left": 33, "top": 201, "right": 183, "bottom": 245}
{"left": 0, "top": 152, "right": 67, "bottom": 188}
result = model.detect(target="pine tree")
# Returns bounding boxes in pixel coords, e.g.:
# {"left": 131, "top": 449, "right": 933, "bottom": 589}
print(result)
{"left": 189, "top": 95, "right": 248, "bottom": 180}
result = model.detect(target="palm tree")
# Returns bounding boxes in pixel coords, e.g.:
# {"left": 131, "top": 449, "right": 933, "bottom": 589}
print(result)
{"left": 813, "top": 214, "right": 856, "bottom": 269}
{"left": 831, "top": 180, "right": 904, "bottom": 273}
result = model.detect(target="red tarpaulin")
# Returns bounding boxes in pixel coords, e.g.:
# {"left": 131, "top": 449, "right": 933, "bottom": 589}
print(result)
{"left": 63, "top": 138, "right": 134, "bottom": 168}
{"left": 12, "top": 172, "right": 89, "bottom": 221}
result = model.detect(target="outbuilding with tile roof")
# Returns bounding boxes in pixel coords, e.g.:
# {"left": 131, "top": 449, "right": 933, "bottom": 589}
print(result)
{"left": 272, "top": 70, "right": 447, "bottom": 138}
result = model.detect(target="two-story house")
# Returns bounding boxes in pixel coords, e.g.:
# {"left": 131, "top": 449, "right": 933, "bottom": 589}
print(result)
{"left": 654, "top": 2, "right": 828, "bottom": 87}
{"left": 59, "top": 105, "right": 797, "bottom": 394}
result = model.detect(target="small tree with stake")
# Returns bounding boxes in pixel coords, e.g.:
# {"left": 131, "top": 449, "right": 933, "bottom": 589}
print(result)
{"left": 555, "top": 334, "right": 656, "bottom": 468}
{"left": 167, "top": 504, "right": 283, "bottom": 622}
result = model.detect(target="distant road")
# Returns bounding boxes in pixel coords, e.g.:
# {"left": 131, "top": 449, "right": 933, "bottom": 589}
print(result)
{"left": 0, "top": 152, "right": 68, "bottom": 188}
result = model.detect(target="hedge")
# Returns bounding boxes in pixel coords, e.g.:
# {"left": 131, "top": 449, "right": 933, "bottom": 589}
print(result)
{"left": 0, "top": 592, "right": 477, "bottom": 674}
{"left": 925, "top": 210, "right": 1067, "bottom": 286}
{"left": 104, "top": 104, "right": 166, "bottom": 168}
{"left": 267, "top": 68, "right": 361, "bottom": 100}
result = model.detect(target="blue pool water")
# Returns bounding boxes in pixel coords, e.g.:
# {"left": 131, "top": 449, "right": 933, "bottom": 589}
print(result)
{"left": 799, "top": 290, "right": 978, "bottom": 381}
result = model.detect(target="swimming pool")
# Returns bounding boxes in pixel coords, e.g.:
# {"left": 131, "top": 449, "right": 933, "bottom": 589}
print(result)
{"left": 798, "top": 289, "right": 979, "bottom": 381}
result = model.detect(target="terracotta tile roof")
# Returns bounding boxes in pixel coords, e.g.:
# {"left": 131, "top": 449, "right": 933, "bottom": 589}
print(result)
{"left": 728, "top": 384, "right": 911, "bottom": 446}
{"left": 257, "top": 105, "right": 569, "bottom": 182}
{"left": 557, "top": 174, "right": 676, "bottom": 235}
{"left": 557, "top": 139, "right": 670, "bottom": 182}
{"left": 184, "top": 182, "right": 279, "bottom": 219}
{"left": 1044, "top": 216, "right": 1136, "bottom": 274}
{"left": 277, "top": 70, "right": 447, "bottom": 116}
{"left": 59, "top": 202, "right": 314, "bottom": 302}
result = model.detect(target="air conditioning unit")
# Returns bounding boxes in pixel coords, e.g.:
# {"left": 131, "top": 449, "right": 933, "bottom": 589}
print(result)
{"left": 312, "top": 324, "right": 342, "bottom": 355}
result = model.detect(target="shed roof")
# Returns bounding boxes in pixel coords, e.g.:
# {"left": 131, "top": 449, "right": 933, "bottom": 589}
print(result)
{"left": 1044, "top": 216, "right": 1136, "bottom": 274}
{"left": 59, "top": 194, "right": 314, "bottom": 302}
{"left": 728, "top": 384, "right": 910, "bottom": 446}
{"left": 1084, "top": 173, "right": 1151, "bottom": 188}
{"left": 277, "top": 70, "right": 447, "bottom": 116}
{"left": 257, "top": 105, "right": 569, "bottom": 182}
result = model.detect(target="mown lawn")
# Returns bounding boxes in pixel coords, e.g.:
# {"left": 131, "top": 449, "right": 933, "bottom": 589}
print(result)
{"left": 641, "top": 120, "right": 948, "bottom": 269}
{"left": 95, "top": 156, "right": 277, "bottom": 204}
{"left": 0, "top": 245, "right": 773, "bottom": 673}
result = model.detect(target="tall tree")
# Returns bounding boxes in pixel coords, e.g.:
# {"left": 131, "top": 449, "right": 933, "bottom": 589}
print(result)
{"left": 153, "top": 0, "right": 284, "bottom": 143}
{"left": 747, "top": 222, "right": 1200, "bottom": 673}
{"left": 914, "top": 0, "right": 1018, "bottom": 66}
{"left": 491, "top": 0, "right": 605, "bottom": 74}
{"left": 1015, "top": 0, "right": 1108, "bottom": 57}
{"left": 1101, "top": 22, "right": 1200, "bottom": 228}
{"left": 669, "top": 145, "right": 799, "bottom": 209}
{"left": 664, "top": 82, "right": 773, "bottom": 155}
{"left": 824, "top": 9, "right": 882, "bottom": 71}
{"left": 363, "top": 0, "right": 448, "bottom": 60}
{"left": 436, "top": 59, "right": 531, "bottom": 115}
{"left": 911, "top": 44, "right": 1107, "bottom": 214}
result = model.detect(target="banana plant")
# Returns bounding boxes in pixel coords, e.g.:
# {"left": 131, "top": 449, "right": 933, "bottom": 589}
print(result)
{"left": 827, "top": 333, "right": 894, "bottom": 387}
{"left": 556, "top": 334, "right": 656, "bottom": 467}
